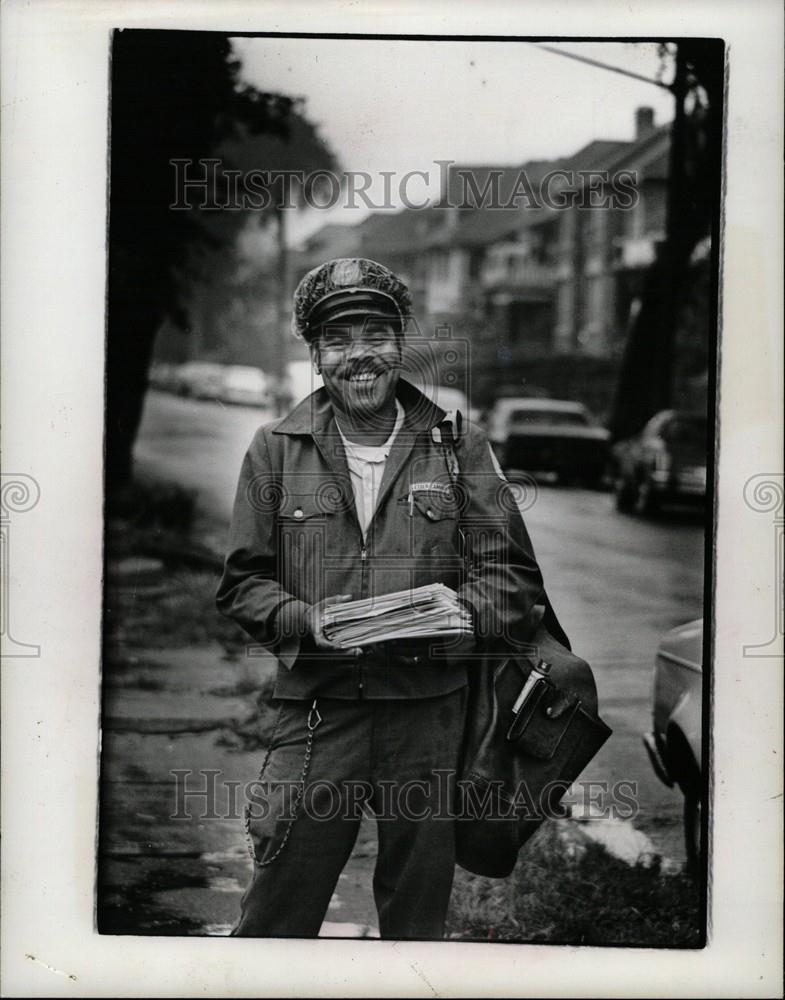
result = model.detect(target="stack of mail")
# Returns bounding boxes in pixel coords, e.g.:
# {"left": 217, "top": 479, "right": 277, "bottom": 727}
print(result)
{"left": 321, "top": 584, "right": 472, "bottom": 648}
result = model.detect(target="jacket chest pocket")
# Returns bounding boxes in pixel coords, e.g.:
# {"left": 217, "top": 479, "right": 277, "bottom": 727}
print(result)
{"left": 277, "top": 497, "right": 334, "bottom": 578}
{"left": 277, "top": 492, "right": 357, "bottom": 603}
{"left": 408, "top": 491, "right": 461, "bottom": 556}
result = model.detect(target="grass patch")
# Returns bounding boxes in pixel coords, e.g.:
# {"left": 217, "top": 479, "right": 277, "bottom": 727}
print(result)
{"left": 105, "top": 566, "right": 248, "bottom": 654}
{"left": 107, "top": 477, "right": 197, "bottom": 535}
{"left": 104, "top": 478, "right": 281, "bottom": 753}
{"left": 214, "top": 673, "right": 281, "bottom": 752}
{"left": 105, "top": 561, "right": 281, "bottom": 752}
{"left": 446, "top": 822, "right": 703, "bottom": 947}
{"left": 106, "top": 671, "right": 170, "bottom": 692}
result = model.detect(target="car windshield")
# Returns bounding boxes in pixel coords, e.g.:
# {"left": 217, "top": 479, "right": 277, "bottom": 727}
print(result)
{"left": 663, "top": 417, "right": 706, "bottom": 445}
{"left": 509, "top": 409, "right": 589, "bottom": 427}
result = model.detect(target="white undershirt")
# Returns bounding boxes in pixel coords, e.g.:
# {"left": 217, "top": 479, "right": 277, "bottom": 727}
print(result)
{"left": 336, "top": 400, "right": 405, "bottom": 538}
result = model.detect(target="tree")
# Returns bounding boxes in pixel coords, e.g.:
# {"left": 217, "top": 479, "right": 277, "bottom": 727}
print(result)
{"left": 106, "top": 30, "right": 335, "bottom": 486}
{"left": 220, "top": 120, "right": 342, "bottom": 384}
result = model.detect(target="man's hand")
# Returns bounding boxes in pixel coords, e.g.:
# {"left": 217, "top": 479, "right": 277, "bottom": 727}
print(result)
{"left": 437, "top": 597, "right": 478, "bottom": 666}
{"left": 306, "top": 594, "right": 363, "bottom": 658}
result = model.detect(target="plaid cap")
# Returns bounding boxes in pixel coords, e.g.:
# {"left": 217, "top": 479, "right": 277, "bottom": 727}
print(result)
{"left": 291, "top": 258, "right": 413, "bottom": 342}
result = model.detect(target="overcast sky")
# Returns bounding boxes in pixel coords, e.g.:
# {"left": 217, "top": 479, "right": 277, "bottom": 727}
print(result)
{"left": 232, "top": 38, "right": 675, "bottom": 244}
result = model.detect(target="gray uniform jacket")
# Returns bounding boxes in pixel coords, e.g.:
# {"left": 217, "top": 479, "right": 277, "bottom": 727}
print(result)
{"left": 216, "top": 379, "right": 552, "bottom": 700}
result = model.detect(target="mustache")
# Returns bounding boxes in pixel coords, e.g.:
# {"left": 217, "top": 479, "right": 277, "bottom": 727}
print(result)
{"left": 343, "top": 358, "right": 401, "bottom": 378}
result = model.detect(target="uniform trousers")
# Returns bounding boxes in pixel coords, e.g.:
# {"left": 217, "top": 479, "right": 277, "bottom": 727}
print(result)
{"left": 234, "top": 688, "right": 467, "bottom": 939}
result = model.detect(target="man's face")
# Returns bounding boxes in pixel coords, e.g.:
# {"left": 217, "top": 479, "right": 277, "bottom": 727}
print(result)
{"left": 312, "top": 318, "right": 402, "bottom": 427}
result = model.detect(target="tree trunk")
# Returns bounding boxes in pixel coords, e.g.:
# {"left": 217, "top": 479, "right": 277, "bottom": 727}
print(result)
{"left": 105, "top": 293, "right": 162, "bottom": 490}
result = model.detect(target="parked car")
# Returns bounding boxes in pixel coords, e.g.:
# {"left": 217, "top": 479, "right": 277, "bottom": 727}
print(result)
{"left": 284, "top": 360, "right": 323, "bottom": 407}
{"left": 173, "top": 361, "right": 225, "bottom": 400}
{"left": 486, "top": 397, "right": 610, "bottom": 486}
{"left": 221, "top": 365, "right": 271, "bottom": 407}
{"left": 613, "top": 410, "right": 707, "bottom": 515}
{"left": 148, "top": 362, "right": 178, "bottom": 392}
{"left": 642, "top": 619, "right": 704, "bottom": 871}
{"left": 412, "top": 382, "right": 468, "bottom": 415}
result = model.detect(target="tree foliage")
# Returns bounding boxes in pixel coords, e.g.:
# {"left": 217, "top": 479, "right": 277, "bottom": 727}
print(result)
{"left": 106, "top": 30, "right": 335, "bottom": 485}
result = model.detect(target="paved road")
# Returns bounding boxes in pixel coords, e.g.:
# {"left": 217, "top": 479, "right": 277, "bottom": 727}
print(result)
{"left": 134, "top": 389, "right": 707, "bottom": 863}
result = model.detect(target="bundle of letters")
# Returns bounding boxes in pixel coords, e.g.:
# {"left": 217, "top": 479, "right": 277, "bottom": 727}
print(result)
{"left": 321, "top": 583, "right": 472, "bottom": 648}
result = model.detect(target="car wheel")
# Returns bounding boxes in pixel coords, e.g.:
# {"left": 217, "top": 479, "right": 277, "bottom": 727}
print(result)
{"left": 615, "top": 475, "right": 637, "bottom": 512}
{"left": 675, "top": 746, "right": 703, "bottom": 876}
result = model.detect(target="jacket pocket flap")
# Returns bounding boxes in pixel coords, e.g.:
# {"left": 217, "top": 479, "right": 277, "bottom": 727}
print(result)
{"left": 411, "top": 492, "right": 458, "bottom": 522}
{"left": 278, "top": 496, "right": 334, "bottom": 521}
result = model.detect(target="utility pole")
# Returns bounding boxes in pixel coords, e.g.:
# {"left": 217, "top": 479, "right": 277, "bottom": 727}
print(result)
{"left": 608, "top": 41, "right": 723, "bottom": 440}
{"left": 656, "top": 43, "right": 689, "bottom": 413}
{"left": 274, "top": 206, "right": 290, "bottom": 416}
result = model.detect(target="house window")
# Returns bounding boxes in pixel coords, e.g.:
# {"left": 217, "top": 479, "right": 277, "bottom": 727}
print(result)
{"left": 559, "top": 209, "right": 577, "bottom": 250}
{"left": 587, "top": 208, "right": 605, "bottom": 249}
{"left": 579, "top": 275, "right": 615, "bottom": 356}
{"left": 555, "top": 281, "right": 575, "bottom": 351}
{"left": 642, "top": 180, "right": 667, "bottom": 235}
{"left": 587, "top": 275, "right": 604, "bottom": 328}
{"left": 432, "top": 250, "right": 449, "bottom": 281}
{"left": 624, "top": 197, "right": 646, "bottom": 239}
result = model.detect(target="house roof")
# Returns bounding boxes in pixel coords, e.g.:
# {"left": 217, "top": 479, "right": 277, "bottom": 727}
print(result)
{"left": 297, "top": 123, "right": 672, "bottom": 262}
{"left": 302, "top": 222, "right": 360, "bottom": 256}
{"left": 441, "top": 161, "right": 557, "bottom": 208}
{"left": 602, "top": 123, "right": 671, "bottom": 178}
{"left": 561, "top": 139, "right": 632, "bottom": 171}
{"left": 357, "top": 207, "right": 441, "bottom": 257}
{"left": 435, "top": 132, "right": 671, "bottom": 247}
{"left": 424, "top": 159, "right": 564, "bottom": 249}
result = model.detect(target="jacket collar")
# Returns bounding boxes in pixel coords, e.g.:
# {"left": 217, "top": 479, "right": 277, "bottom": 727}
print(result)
{"left": 272, "top": 377, "right": 447, "bottom": 436}
{"left": 272, "top": 378, "right": 451, "bottom": 539}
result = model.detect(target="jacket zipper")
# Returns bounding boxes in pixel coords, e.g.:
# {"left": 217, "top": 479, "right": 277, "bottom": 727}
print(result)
{"left": 358, "top": 543, "right": 367, "bottom": 697}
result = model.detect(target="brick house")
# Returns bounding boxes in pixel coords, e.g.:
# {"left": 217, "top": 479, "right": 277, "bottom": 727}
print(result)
{"left": 294, "top": 221, "right": 362, "bottom": 277}
{"left": 355, "top": 209, "right": 439, "bottom": 311}
{"left": 292, "top": 210, "right": 438, "bottom": 313}
{"left": 421, "top": 163, "right": 557, "bottom": 326}
{"left": 555, "top": 109, "right": 670, "bottom": 358}
{"left": 290, "top": 107, "right": 672, "bottom": 408}
{"left": 414, "top": 109, "right": 670, "bottom": 365}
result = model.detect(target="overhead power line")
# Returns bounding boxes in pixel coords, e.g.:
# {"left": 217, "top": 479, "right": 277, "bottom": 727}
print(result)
{"left": 532, "top": 43, "right": 675, "bottom": 92}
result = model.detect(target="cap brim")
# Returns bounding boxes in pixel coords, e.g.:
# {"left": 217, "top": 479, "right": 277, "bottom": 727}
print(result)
{"left": 307, "top": 288, "right": 403, "bottom": 333}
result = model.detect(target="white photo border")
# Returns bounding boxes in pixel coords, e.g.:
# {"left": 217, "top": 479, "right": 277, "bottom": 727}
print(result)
{"left": 1, "top": 1, "right": 782, "bottom": 996}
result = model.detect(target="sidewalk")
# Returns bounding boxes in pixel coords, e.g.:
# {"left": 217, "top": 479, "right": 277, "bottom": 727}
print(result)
{"left": 99, "top": 543, "right": 381, "bottom": 937}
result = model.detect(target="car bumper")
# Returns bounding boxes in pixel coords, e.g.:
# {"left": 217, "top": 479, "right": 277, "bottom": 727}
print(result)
{"left": 642, "top": 731, "right": 675, "bottom": 787}
{"left": 504, "top": 441, "right": 608, "bottom": 474}
{"left": 650, "top": 470, "right": 707, "bottom": 499}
